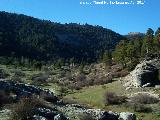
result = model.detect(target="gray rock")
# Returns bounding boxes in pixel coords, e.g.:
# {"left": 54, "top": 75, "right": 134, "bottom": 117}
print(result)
{"left": 58, "top": 104, "right": 119, "bottom": 120}
{"left": 0, "top": 109, "right": 11, "bottom": 120}
{"left": 33, "top": 115, "right": 47, "bottom": 120}
{"left": 142, "top": 83, "right": 151, "bottom": 87}
{"left": 54, "top": 114, "right": 67, "bottom": 120}
{"left": 119, "top": 112, "right": 136, "bottom": 120}
{"left": 124, "top": 59, "right": 160, "bottom": 88}
{"left": 155, "top": 85, "right": 160, "bottom": 88}
{"left": 0, "top": 80, "right": 58, "bottom": 102}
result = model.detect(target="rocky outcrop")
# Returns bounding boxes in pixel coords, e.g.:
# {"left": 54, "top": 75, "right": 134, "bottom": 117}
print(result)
{"left": 124, "top": 59, "right": 160, "bottom": 88}
{"left": 0, "top": 80, "right": 58, "bottom": 102}
{"left": 57, "top": 104, "right": 136, "bottom": 120}
{"left": 58, "top": 104, "right": 119, "bottom": 120}
{"left": 119, "top": 112, "right": 136, "bottom": 120}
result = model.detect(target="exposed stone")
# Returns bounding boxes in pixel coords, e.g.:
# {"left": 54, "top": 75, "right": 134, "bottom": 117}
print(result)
{"left": 58, "top": 104, "right": 119, "bottom": 120}
{"left": 119, "top": 112, "right": 136, "bottom": 120}
{"left": 142, "top": 83, "right": 151, "bottom": 88}
{"left": 54, "top": 114, "right": 68, "bottom": 120}
{"left": 0, "top": 109, "right": 11, "bottom": 120}
{"left": 0, "top": 80, "right": 58, "bottom": 102}
{"left": 155, "top": 85, "right": 160, "bottom": 89}
{"left": 124, "top": 59, "right": 160, "bottom": 88}
{"left": 33, "top": 115, "right": 47, "bottom": 120}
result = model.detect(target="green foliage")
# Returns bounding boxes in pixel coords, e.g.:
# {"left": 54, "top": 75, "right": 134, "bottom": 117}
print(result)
{"left": 102, "top": 51, "right": 112, "bottom": 66}
{"left": 113, "top": 40, "right": 128, "bottom": 67}
{"left": 0, "top": 11, "right": 124, "bottom": 64}
{"left": 114, "top": 28, "right": 160, "bottom": 70}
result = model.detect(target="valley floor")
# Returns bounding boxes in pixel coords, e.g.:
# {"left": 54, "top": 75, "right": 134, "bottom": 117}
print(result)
{"left": 0, "top": 64, "right": 160, "bottom": 120}
{"left": 63, "top": 79, "right": 160, "bottom": 120}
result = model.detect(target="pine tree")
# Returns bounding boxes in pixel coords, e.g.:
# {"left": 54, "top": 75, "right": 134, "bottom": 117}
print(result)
{"left": 113, "top": 40, "right": 128, "bottom": 68}
{"left": 145, "top": 28, "right": 154, "bottom": 54}
{"left": 153, "top": 28, "right": 160, "bottom": 54}
{"left": 102, "top": 51, "right": 112, "bottom": 66}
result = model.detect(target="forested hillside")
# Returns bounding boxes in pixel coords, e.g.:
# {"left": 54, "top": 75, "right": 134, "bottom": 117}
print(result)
{"left": 0, "top": 11, "right": 124, "bottom": 65}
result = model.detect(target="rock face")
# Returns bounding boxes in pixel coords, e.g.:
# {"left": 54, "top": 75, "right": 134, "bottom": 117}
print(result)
{"left": 124, "top": 59, "right": 160, "bottom": 88}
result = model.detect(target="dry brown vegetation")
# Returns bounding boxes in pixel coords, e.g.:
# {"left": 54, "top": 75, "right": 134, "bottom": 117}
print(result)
{"left": 104, "top": 92, "right": 127, "bottom": 105}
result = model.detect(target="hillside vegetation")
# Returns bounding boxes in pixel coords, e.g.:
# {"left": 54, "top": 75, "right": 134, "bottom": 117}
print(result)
{"left": 0, "top": 11, "right": 124, "bottom": 65}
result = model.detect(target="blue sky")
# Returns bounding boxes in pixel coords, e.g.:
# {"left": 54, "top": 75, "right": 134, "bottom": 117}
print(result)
{"left": 0, "top": 0, "right": 159, "bottom": 35}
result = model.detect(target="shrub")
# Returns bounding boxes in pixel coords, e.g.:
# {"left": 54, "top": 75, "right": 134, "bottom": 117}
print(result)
{"left": 102, "top": 85, "right": 106, "bottom": 89}
{"left": 59, "top": 87, "right": 69, "bottom": 96}
{"left": 40, "top": 91, "right": 57, "bottom": 103}
{"left": 13, "top": 69, "right": 25, "bottom": 77}
{"left": 10, "top": 96, "right": 46, "bottom": 120}
{"left": 68, "top": 83, "right": 82, "bottom": 90}
{"left": 93, "top": 76, "right": 112, "bottom": 85}
{"left": 133, "top": 104, "right": 152, "bottom": 113}
{"left": 111, "top": 70, "right": 129, "bottom": 78}
{"left": 10, "top": 97, "right": 35, "bottom": 120}
{"left": 31, "top": 73, "right": 48, "bottom": 84}
{"left": 11, "top": 76, "right": 23, "bottom": 83}
{"left": 62, "top": 97, "right": 78, "bottom": 104}
{"left": 125, "top": 102, "right": 152, "bottom": 113}
{"left": 0, "top": 68, "right": 10, "bottom": 79}
{"left": 76, "top": 73, "right": 86, "bottom": 81}
{"left": 104, "top": 92, "right": 127, "bottom": 105}
{"left": 130, "top": 93, "right": 159, "bottom": 104}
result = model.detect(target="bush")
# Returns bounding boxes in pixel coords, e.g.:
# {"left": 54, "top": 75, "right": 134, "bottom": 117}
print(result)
{"left": 40, "top": 91, "right": 57, "bottom": 103}
{"left": 102, "top": 85, "right": 106, "bottom": 89}
{"left": 130, "top": 93, "right": 159, "bottom": 104}
{"left": 104, "top": 92, "right": 127, "bottom": 105}
{"left": 11, "top": 76, "right": 23, "bottom": 83}
{"left": 62, "top": 97, "right": 78, "bottom": 104}
{"left": 68, "top": 83, "right": 82, "bottom": 90}
{"left": 13, "top": 69, "right": 25, "bottom": 77}
{"left": 111, "top": 70, "right": 129, "bottom": 78}
{"left": 10, "top": 96, "right": 46, "bottom": 120}
{"left": 31, "top": 73, "right": 48, "bottom": 84}
{"left": 59, "top": 87, "right": 69, "bottom": 96}
{"left": 10, "top": 97, "right": 35, "bottom": 120}
{"left": 133, "top": 104, "right": 152, "bottom": 113}
{"left": 125, "top": 102, "right": 152, "bottom": 113}
{"left": 93, "top": 76, "right": 112, "bottom": 85}
{"left": 76, "top": 73, "right": 86, "bottom": 81}
{"left": 0, "top": 68, "right": 10, "bottom": 79}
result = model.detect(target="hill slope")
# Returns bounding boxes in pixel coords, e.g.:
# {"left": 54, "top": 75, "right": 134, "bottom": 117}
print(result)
{"left": 0, "top": 11, "right": 124, "bottom": 63}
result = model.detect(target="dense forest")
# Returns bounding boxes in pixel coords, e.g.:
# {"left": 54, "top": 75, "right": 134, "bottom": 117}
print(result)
{"left": 0, "top": 11, "right": 124, "bottom": 66}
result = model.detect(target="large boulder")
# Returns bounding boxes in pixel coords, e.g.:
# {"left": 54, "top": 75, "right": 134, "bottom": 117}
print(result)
{"left": 124, "top": 59, "right": 160, "bottom": 88}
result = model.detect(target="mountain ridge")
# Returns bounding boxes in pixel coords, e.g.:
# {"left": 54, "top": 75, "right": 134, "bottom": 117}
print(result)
{"left": 0, "top": 11, "right": 124, "bottom": 63}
